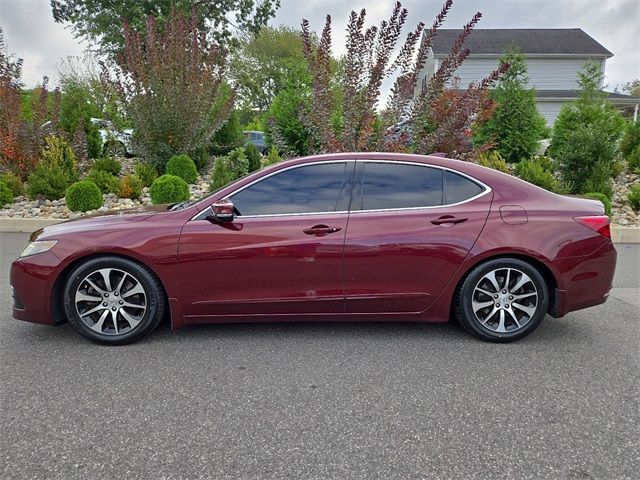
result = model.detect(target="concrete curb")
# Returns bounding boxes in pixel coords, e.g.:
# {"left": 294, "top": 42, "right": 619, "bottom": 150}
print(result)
{"left": 0, "top": 218, "right": 63, "bottom": 233}
{"left": 1, "top": 217, "right": 639, "bottom": 243}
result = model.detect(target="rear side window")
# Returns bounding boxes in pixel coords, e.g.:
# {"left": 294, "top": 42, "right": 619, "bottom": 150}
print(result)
{"left": 231, "top": 162, "right": 349, "bottom": 216}
{"left": 356, "top": 162, "right": 443, "bottom": 210}
{"left": 444, "top": 171, "right": 484, "bottom": 204}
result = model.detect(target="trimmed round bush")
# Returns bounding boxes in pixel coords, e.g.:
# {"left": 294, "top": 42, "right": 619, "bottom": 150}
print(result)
{"left": 91, "top": 157, "right": 122, "bottom": 176}
{"left": 629, "top": 184, "right": 640, "bottom": 212}
{"left": 1, "top": 172, "right": 24, "bottom": 197}
{"left": 583, "top": 192, "right": 612, "bottom": 217}
{"left": 149, "top": 174, "right": 190, "bottom": 204}
{"left": 0, "top": 180, "right": 14, "bottom": 207}
{"left": 166, "top": 154, "right": 198, "bottom": 184}
{"left": 119, "top": 174, "right": 143, "bottom": 200}
{"left": 65, "top": 180, "right": 103, "bottom": 212}
{"left": 134, "top": 162, "right": 158, "bottom": 187}
{"left": 87, "top": 169, "right": 120, "bottom": 194}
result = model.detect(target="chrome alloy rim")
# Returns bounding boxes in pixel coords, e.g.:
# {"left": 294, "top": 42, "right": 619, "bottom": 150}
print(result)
{"left": 74, "top": 268, "right": 147, "bottom": 336}
{"left": 471, "top": 268, "right": 539, "bottom": 333}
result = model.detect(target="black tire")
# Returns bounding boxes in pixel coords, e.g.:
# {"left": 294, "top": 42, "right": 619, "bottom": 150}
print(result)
{"left": 63, "top": 256, "right": 165, "bottom": 345}
{"left": 454, "top": 258, "right": 549, "bottom": 342}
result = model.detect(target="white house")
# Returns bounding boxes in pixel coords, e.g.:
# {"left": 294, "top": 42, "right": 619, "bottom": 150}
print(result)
{"left": 415, "top": 29, "right": 639, "bottom": 124}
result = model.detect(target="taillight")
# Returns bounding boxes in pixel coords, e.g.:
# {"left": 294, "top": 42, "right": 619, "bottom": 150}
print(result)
{"left": 573, "top": 215, "right": 611, "bottom": 238}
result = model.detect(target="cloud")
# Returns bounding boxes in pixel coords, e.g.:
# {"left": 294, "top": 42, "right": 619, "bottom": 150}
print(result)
{"left": 1, "top": 0, "right": 638, "bottom": 90}
{"left": 1, "top": 0, "right": 86, "bottom": 86}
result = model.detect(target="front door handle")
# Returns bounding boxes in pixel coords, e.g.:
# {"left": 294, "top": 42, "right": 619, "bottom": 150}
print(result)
{"left": 303, "top": 225, "right": 342, "bottom": 236}
{"left": 431, "top": 215, "right": 468, "bottom": 226}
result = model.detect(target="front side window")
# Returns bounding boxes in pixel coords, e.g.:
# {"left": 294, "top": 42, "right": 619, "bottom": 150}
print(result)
{"left": 231, "top": 162, "right": 350, "bottom": 216}
{"left": 355, "top": 162, "right": 444, "bottom": 210}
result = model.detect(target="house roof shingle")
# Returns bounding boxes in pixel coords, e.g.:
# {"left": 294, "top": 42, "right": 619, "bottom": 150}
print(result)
{"left": 430, "top": 29, "right": 612, "bottom": 57}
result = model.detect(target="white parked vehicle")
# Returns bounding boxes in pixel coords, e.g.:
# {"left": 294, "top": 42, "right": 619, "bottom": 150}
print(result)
{"left": 90, "top": 118, "right": 134, "bottom": 157}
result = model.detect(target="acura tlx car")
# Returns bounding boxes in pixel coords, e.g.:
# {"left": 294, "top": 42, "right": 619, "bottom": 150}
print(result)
{"left": 10, "top": 153, "right": 616, "bottom": 345}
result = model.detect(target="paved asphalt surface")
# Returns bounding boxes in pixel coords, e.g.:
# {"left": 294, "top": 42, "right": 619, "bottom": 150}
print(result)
{"left": 1, "top": 232, "right": 638, "bottom": 480}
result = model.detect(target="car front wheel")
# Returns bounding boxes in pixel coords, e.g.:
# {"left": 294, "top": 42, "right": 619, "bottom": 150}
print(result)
{"left": 63, "top": 256, "right": 165, "bottom": 345}
{"left": 455, "top": 258, "right": 549, "bottom": 342}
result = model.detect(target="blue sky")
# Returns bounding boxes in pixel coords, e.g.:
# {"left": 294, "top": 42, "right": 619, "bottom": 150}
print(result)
{"left": 2, "top": 0, "right": 639, "bottom": 91}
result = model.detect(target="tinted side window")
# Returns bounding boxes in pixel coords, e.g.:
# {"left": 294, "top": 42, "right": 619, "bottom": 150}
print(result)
{"left": 231, "top": 163, "right": 349, "bottom": 216}
{"left": 357, "top": 163, "right": 443, "bottom": 210}
{"left": 444, "top": 171, "right": 484, "bottom": 204}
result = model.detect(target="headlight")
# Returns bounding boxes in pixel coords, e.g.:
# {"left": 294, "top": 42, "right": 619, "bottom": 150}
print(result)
{"left": 19, "top": 240, "right": 57, "bottom": 258}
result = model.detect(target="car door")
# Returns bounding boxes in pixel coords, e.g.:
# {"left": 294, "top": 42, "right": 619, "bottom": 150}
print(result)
{"left": 178, "top": 161, "right": 354, "bottom": 318}
{"left": 343, "top": 160, "right": 493, "bottom": 314}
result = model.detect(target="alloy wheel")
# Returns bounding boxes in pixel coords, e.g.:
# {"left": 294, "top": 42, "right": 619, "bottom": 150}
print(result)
{"left": 471, "top": 267, "right": 539, "bottom": 334}
{"left": 74, "top": 268, "right": 147, "bottom": 336}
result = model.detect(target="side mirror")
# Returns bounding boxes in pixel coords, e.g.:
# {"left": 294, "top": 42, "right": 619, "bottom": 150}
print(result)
{"left": 209, "top": 199, "right": 235, "bottom": 223}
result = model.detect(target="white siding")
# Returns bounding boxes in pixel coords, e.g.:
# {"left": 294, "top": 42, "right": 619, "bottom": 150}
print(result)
{"left": 439, "top": 57, "right": 605, "bottom": 90}
{"left": 536, "top": 100, "right": 567, "bottom": 126}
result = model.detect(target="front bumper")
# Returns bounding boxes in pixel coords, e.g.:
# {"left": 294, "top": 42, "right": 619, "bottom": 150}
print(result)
{"left": 10, "top": 251, "right": 62, "bottom": 325}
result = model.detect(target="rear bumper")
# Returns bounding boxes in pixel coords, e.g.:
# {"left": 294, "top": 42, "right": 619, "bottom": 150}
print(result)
{"left": 553, "top": 240, "right": 616, "bottom": 317}
{"left": 10, "top": 251, "right": 61, "bottom": 326}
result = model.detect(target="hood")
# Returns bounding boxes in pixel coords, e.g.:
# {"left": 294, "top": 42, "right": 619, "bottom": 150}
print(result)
{"left": 32, "top": 204, "right": 169, "bottom": 241}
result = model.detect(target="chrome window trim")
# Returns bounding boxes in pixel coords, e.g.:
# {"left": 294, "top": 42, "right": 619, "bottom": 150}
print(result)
{"left": 190, "top": 158, "right": 491, "bottom": 221}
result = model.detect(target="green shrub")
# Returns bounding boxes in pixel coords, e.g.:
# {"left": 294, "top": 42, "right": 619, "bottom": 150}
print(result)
{"left": 515, "top": 158, "right": 560, "bottom": 192}
{"left": 551, "top": 64, "right": 625, "bottom": 158}
{"left": 476, "top": 151, "right": 510, "bottom": 173}
{"left": 65, "top": 180, "right": 103, "bottom": 212}
{"left": 555, "top": 125, "right": 616, "bottom": 196}
{"left": 0, "top": 180, "right": 14, "bottom": 206}
{"left": 87, "top": 169, "right": 121, "bottom": 194}
{"left": 583, "top": 192, "right": 612, "bottom": 216}
{"left": 1, "top": 172, "right": 24, "bottom": 197}
{"left": 166, "top": 154, "right": 198, "bottom": 184}
{"left": 611, "top": 159, "right": 625, "bottom": 178}
{"left": 581, "top": 160, "right": 614, "bottom": 199}
{"left": 134, "top": 163, "right": 158, "bottom": 187}
{"left": 211, "top": 110, "right": 243, "bottom": 156}
{"left": 535, "top": 155, "right": 554, "bottom": 172}
{"left": 91, "top": 157, "right": 122, "bottom": 176}
{"left": 245, "top": 142, "right": 262, "bottom": 172}
{"left": 264, "top": 146, "right": 282, "bottom": 166}
{"left": 210, "top": 158, "right": 234, "bottom": 190}
{"left": 226, "top": 147, "right": 249, "bottom": 180}
{"left": 627, "top": 147, "right": 640, "bottom": 174}
{"left": 40, "top": 135, "right": 78, "bottom": 181}
{"left": 620, "top": 121, "right": 640, "bottom": 158}
{"left": 119, "top": 175, "right": 143, "bottom": 200}
{"left": 26, "top": 136, "right": 79, "bottom": 200}
{"left": 191, "top": 147, "right": 209, "bottom": 171}
{"left": 473, "top": 51, "right": 546, "bottom": 162}
{"left": 149, "top": 174, "right": 190, "bottom": 204}
{"left": 628, "top": 184, "right": 640, "bottom": 211}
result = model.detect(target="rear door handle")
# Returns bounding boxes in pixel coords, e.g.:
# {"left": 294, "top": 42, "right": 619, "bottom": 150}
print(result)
{"left": 303, "top": 225, "right": 342, "bottom": 236}
{"left": 431, "top": 215, "right": 468, "bottom": 226}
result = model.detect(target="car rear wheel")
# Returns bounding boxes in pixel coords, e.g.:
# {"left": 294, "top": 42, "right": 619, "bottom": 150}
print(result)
{"left": 455, "top": 258, "right": 549, "bottom": 342}
{"left": 63, "top": 256, "right": 165, "bottom": 345}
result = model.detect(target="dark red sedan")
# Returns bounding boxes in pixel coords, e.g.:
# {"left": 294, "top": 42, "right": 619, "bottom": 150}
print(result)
{"left": 10, "top": 153, "right": 616, "bottom": 344}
